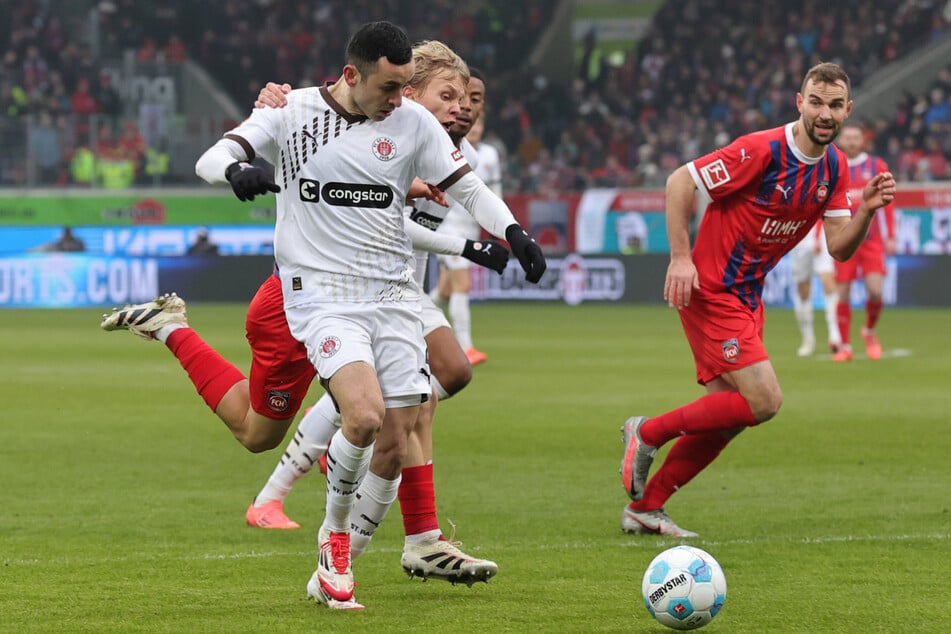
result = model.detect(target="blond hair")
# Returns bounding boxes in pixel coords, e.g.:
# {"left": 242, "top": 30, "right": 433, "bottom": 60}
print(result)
{"left": 409, "top": 40, "right": 470, "bottom": 92}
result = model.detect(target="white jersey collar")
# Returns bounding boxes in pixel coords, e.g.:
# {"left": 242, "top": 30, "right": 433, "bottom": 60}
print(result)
{"left": 785, "top": 122, "right": 825, "bottom": 165}
{"left": 847, "top": 152, "right": 869, "bottom": 167}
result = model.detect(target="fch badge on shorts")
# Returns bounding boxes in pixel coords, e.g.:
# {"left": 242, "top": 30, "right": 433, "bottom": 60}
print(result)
{"left": 722, "top": 338, "right": 740, "bottom": 363}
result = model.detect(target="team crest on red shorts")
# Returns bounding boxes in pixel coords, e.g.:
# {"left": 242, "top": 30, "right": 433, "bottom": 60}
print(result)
{"left": 372, "top": 137, "right": 396, "bottom": 161}
{"left": 267, "top": 390, "right": 291, "bottom": 413}
{"left": 722, "top": 338, "right": 740, "bottom": 363}
{"left": 319, "top": 335, "right": 341, "bottom": 358}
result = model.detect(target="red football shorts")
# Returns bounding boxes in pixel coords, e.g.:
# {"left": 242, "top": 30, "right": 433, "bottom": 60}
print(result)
{"left": 835, "top": 239, "right": 886, "bottom": 282}
{"left": 678, "top": 289, "right": 769, "bottom": 385}
{"left": 245, "top": 274, "right": 316, "bottom": 420}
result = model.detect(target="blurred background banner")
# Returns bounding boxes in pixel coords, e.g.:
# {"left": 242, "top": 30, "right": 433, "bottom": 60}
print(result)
{"left": 0, "top": 254, "right": 275, "bottom": 308}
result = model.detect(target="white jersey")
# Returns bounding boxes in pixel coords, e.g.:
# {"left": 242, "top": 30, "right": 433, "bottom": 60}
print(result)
{"left": 225, "top": 86, "right": 470, "bottom": 305}
{"left": 474, "top": 141, "right": 502, "bottom": 196}
{"left": 408, "top": 138, "right": 481, "bottom": 287}
{"left": 435, "top": 138, "right": 484, "bottom": 243}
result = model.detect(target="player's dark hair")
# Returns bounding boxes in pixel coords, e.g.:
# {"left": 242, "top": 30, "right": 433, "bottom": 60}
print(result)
{"left": 468, "top": 67, "right": 485, "bottom": 83}
{"left": 801, "top": 62, "right": 851, "bottom": 99}
{"left": 346, "top": 21, "right": 412, "bottom": 77}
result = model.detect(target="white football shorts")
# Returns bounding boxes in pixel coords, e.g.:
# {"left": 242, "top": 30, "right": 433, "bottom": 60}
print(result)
{"left": 285, "top": 301, "right": 430, "bottom": 408}
{"left": 419, "top": 293, "right": 450, "bottom": 336}
{"left": 790, "top": 228, "right": 834, "bottom": 283}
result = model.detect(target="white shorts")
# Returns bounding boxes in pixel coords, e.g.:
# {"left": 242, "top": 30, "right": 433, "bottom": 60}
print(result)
{"left": 285, "top": 301, "right": 430, "bottom": 408}
{"left": 790, "top": 229, "right": 834, "bottom": 283}
{"left": 437, "top": 253, "right": 471, "bottom": 271}
{"left": 420, "top": 293, "right": 450, "bottom": 336}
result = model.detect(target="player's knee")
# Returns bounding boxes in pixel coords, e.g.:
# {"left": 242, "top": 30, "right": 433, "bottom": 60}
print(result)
{"left": 345, "top": 403, "right": 385, "bottom": 444}
{"left": 440, "top": 362, "right": 472, "bottom": 395}
{"left": 750, "top": 388, "right": 783, "bottom": 423}
{"left": 242, "top": 434, "right": 282, "bottom": 453}
{"left": 238, "top": 416, "right": 290, "bottom": 453}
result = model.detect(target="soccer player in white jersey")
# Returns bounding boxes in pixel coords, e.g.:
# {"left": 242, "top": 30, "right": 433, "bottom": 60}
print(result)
{"left": 245, "top": 44, "right": 511, "bottom": 587}
{"left": 157, "top": 22, "right": 539, "bottom": 609}
{"left": 100, "top": 39, "right": 520, "bottom": 598}
{"left": 788, "top": 222, "right": 842, "bottom": 356}
{"left": 433, "top": 69, "right": 495, "bottom": 365}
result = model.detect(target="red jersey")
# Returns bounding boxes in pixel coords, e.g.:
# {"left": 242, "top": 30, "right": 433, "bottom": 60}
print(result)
{"left": 846, "top": 152, "right": 895, "bottom": 245}
{"left": 687, "top": 123, "right": 852, "bottom": 310}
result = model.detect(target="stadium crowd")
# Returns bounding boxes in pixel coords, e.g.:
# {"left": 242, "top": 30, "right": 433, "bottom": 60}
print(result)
{"left": 2, "top": 0, "right": 950, "bottom": 189}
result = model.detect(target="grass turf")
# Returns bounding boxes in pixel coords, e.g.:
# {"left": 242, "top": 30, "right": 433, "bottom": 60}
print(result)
{"left": 1, "top": 303, "right": 948, "bottom": 633}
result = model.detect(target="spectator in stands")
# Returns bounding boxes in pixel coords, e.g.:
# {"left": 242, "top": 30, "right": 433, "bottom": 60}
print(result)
{"left": 1, "top": 80, "right": 29, "bottom": 117}
{"left": 69, "top": 77, "right": 98, "bottom": 116}
{"left": 95, "top": 71, "right": 122, "bottom": 119}
{"left": 919, "top": 137, "right": 950, "bottom": 180}
{"left": 94, "top": 125, "right": 119, "bottom": 160}
{"left": 136, "top": 37, "right": 158, "bottom": 64}
{"left": 117, "top": 120, "right": 146, "bottom": 180}
{"left": 27, "top": 109, "right": 62, "bottom": 184}
{"left": 590, "top": 154, "right": 634, "bottom": 188}
{"left": 164, "top": 35, "right": 187, "bottom": 64}
{"left": 22, "top": 45, "right": 50, "bottom": 96}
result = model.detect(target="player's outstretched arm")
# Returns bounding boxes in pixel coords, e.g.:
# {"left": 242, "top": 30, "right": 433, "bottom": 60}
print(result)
{"left": 196, "top": 139, "right": 281, "bottom": 202}
{"left": 403, "top": 215, "right": 509, "bottom": 274}
{"left": 445, "top": 171, "right": 546, "bottom": 283}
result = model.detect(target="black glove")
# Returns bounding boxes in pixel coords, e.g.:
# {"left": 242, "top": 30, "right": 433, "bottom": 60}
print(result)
{"left": 462, "top": 239, "right": 509, "bottom": 274}
{"left": 225, "top": 161, "right": 281, "bottom": 201}
{"left": 505, "top": 224, "right": 547, "bottom": 283}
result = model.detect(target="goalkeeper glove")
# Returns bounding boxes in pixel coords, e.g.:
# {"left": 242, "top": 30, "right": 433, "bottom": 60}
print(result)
{"left": 462, "top": 239, "right": 509, "bottom": 274}
{"left": 505, "top": 224, "right": 547, "bottom": 283}
{"left": 225, "top": 161, "right": 281, "bottom": 201}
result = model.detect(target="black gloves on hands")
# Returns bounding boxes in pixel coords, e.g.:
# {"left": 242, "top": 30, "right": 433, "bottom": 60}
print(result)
{"left": 462, "top": 239, "right": 510, "bottom": 274}
{"left": 225, "top": 161, "right": 281, "bottom": 202}
{"left": 505, "top": 224, "right": 547, "bottom": 283}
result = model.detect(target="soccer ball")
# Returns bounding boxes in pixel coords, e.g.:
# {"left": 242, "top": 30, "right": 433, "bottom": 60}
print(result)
{"left": 641, "top": 546, "right": 727, "bottom": 630}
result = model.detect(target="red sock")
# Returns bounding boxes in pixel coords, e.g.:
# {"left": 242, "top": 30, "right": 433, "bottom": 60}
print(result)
{"left": 837, "top": 302, "right": 852, "bottom": 345}
{"left": 166, "top": 329, "right": 246, "bottom": 411}
{"left": 397, "top": 463, "right": 439, "bottom": 537}
{"left": 632, "top": 432, "right": 731, "bottom": 511}
{"left": 865, "top": 299, "right": 883, "bottom": 330}
{"left": 639, "top": 391, "right": 757, "bottom": 448}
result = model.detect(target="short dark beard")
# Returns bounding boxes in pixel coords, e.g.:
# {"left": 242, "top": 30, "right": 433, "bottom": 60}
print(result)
{"left": 805, "top": 119, "right": 838, "bottom": 146}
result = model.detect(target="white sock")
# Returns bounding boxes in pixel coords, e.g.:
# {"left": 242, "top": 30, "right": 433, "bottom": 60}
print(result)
{"left": 429, "top": 287, "right": 447, "bottom": 309}
{"left": 155, "top": 323, "right": 186, "bottom": 344}
{"left": 322, "top": 430, "right": 372, "bottom": 533}
{"left": 449, "top": 292, "right": 473, "bottom": 350}
{"left": 253, "top": 393, "right": 341, "bottom": 505}
{"left": 404, "top": 528, "right": 442, "bottom": 546}
{"left": 349, "top": 471, "right": 401, "bottom": 559}
{"left": 431, "top": 375, "right": 450, "bottom": 401}
{"left": 824, "top": 292, "right": 842, "bottom": 345}
{"left": 792, "top": 292, "right": 813, "bottom": 344}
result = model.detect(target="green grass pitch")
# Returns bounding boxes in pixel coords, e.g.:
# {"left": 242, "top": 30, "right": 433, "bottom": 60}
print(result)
{"left": 1, "top": 302, "right": 949, "bottom": 633}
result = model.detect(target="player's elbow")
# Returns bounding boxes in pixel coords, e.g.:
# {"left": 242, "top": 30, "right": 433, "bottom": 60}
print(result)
{"left": 195, "top": 150, "right": 220, "bottom": 184}
{"left": 827, "top": 242, "right": 854, "bottom": 263}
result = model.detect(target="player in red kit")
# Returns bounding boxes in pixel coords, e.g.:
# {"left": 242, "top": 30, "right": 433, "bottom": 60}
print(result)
{"left": 832, "top": 122, "right": 896, "bottom": 361}
{"left": 618, "top": 63, "right": 896, "bottom": 537}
